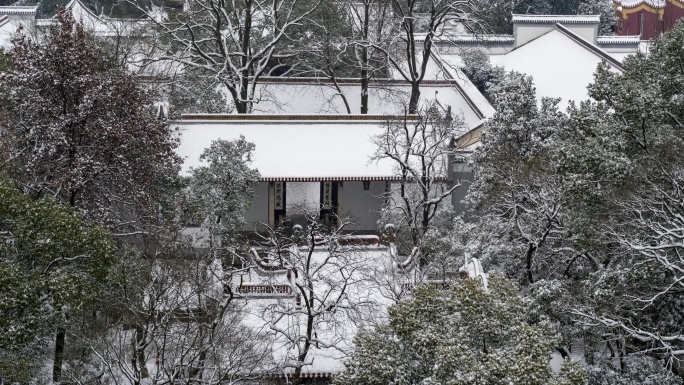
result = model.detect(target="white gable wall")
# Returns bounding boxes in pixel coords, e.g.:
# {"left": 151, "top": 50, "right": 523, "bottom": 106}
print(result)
{"left": 512, "top": 15, "right": 601, "bottom": 47}
{"left": 514, "top": 23, "right": 598, "bottom": 47}
{"left": 490, "top": 29, "right": 622, "bottom": 109}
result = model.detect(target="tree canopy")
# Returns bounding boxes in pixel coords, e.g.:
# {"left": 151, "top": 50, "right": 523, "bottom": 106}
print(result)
{"left": 0, "top": 9, "right": 181, "bottom": 232}
{"left": 335, "top": 276, "right": 587, "bottom": 385}
{"left": 461, "top": 20, "right": 684, "bottom": 381}
{"left": 0, "top": 175, "right": 114, "bottom": 383}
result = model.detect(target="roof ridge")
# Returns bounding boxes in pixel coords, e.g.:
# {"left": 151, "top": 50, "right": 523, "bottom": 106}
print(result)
{"left": 597, "top": 35, "right": 642, "bottom": 44}
{"left": 178, "top": 114, "right": 422, "bottom": 121}
{"left": 554, "top": 23, "right": 624, "bottom": 71}
{"left": 614, "top": 0, "right": 667, "bottom": 9}
{"left": 512, "top": 14, "right": 601, "bottom": 23}
{"left": 60, "top": 0, "right": 100, "bottom": 19}
{"left": 429, "top": 50, "right": 490, "bottom": 120}
{"left": 449, "top": 34, "right": 514, "bottom": 42}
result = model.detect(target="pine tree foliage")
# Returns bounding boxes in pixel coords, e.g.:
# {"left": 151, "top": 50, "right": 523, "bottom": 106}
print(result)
{"left": 468, "top": 72, "right": 581, "bottom": 286}
{"left": 334, "top": 275, "right": 587, "bottom": 385}
{"left": 184, "top": 137, "right": 260, "bottom": 253}
{"left": 0, "top": 10, "right": 181, "bottom": 232}
{"left": 459, "top": 49, "right": 504, "bottom": 100}
{"left": 587, "top": 356, "right": 682, "bottom": 385}
{"left": 0, "top": 175, "right": 114, "bottom": 383}
{"left": 571, "top": 23, "right": 684, "bottom": 366}
{"left": 466, "top": 21, "right": 684, "bottom": 379}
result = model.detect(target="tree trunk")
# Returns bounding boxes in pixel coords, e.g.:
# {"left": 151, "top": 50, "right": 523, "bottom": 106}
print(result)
{"left": 235, "top": 100, "right": 248, "bottom": 114}
{"left": 238, "top": 0, "right": 252, "bottom": 114}
{"left": 52, "top": 329, "right": 65, "bottom": 382}
{"left": 360, "top": 2, "right": 370, "bottom": 114}
{"left": 525, "top": 243, "right": 535, "bottom": 285}
{"left": 361, "top": 74, "right": 369, "bottom": 114}
{"left": 134, "top": 325, "right": 149, "bottom": 380}
{"left": 408, "top": 82, "right": 420, "bottom": 114}
{"left": 361, "top": 72, "right": 370, "bottom": 114}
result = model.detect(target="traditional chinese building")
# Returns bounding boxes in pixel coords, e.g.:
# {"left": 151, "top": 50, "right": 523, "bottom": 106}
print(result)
{"left": 613, "top": 0, "right": 684, "bottom": 39}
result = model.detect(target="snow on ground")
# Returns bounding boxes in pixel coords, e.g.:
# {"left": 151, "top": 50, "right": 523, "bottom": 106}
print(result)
{"left": 234, "top": 244, "right": 396, "bottom": 375}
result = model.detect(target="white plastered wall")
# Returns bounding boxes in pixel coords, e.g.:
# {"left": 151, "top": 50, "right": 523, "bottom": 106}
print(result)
{"left": 338, "top": 181, "right": 385, "bottom": 231}
{"left": 244, "top": 182, "right": 269, "bottom": 230}
{"left": 514, "top": 23, "right": 598, "bottom": 47}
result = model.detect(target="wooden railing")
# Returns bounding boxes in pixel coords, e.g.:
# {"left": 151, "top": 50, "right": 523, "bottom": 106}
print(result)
{"left": 236, "top": 284, "right": 293, "bottom": 296}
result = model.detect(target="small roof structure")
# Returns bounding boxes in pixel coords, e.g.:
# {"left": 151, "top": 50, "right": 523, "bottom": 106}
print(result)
{"left": 174, "top": 114, "right": 451, "bottom": 181}
{"left": 0, "top": 6, "right": 38, "bottom": 17}
{"left": 0, "top": 6, "right": 36, "bottom": 49}
{"left": 614, "top": 0, "right": 666, "bottom": 9}
{"left": 35, "top": 0, "right": 150, "bottom": 37}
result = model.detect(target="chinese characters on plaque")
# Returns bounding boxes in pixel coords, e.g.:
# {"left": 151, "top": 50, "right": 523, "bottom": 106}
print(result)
{"left": 322, "top": 181, "right": 332, "bottom": 209}
{"left": 274, "top": 182, "right": 283, "bottom": 210}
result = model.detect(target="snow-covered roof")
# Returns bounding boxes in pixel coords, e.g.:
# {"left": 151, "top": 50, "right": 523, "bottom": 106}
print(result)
{"left": 554, "top": 24, "right": 624, "bottom": 68}
{"left": 614, "top": 0, "right": 665, "bottom": 8}
{"left": 249, "top": 77, "right": 491, "bottom": 128}
{"left": 449, "top": 35, "right": 514, "bottom": 43}
{"left": 0, "top": 14, "right": 32, "bottom": 49}
{"left": 597, "top": 35, "right": 642, "bottom": 45}
{"left": 34, "top": 0, "right": 150, "bottom": 37}
{"left": 61, "top": 0, "right": 99, "bottom": 19}
{"left": 511, "top": 14, "right": 601, "bottom": 24}
{"left": 0, "top": 6, "right": 38, "bottom": 16}
{"left": 174, "top": 115, "right": 430, "bottom": 180}
{"left": 430, "top": 57, "right": 496, "bottom": 124}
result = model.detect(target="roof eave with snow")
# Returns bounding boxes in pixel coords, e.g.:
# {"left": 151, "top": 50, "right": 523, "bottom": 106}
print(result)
{"left": 0, "top": 6, "right": 38, "bottom": 16}
{"left": 511, "top": 14, "right": 601, "bottom": 24}
{"left": 174, "top": 115, "right": 451, "bottom": 181}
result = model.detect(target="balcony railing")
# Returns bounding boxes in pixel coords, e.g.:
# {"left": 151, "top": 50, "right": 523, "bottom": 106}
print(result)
{"left": 235, "top": 284, "right": 293, "bottom": 297}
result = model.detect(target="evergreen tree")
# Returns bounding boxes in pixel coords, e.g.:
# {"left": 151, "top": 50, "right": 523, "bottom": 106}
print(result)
{"left": 335, "top": 275, "right": 587, "bottom": 385}
{"left": 465, "top": 21, "right": 684, "bottom": 380}
{"left": 0, "top": 9, "right": 181, "bottom": 233}
{"left": 0, "top": 176, "right": 114, "bottom": 383}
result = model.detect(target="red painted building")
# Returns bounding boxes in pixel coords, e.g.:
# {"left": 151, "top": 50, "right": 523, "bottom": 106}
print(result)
{"left": 614, "top": 0, "right": 684, "bottom": 39}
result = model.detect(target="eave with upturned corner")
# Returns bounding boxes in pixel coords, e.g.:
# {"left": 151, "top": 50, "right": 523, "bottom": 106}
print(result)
{"left": 613, "top": 0, "right": 684, "bottom": 18}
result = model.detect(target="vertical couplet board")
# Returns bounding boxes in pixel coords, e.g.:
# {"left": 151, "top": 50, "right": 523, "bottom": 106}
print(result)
{"left": 274, "top": 181, "right": 287, "bottom": 225}
{"left": 320, "top": 181, "right": 339, "bottom": 225}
